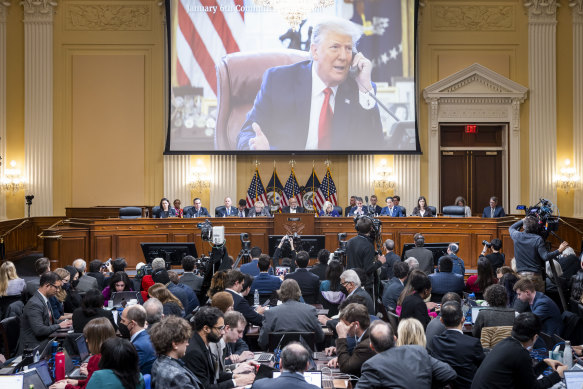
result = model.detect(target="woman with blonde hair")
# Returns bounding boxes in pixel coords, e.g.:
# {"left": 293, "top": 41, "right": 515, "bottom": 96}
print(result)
{"left": 50, "top": 317, "right": 116, "bottom": 389}
{"left": 0, "top": 260, "right": 26, "bottom": 296}
{"left": 148, "top": 283, "right": 184, "bottom": 317}
{"left": 397, "top": 318, "right": 426, "bottom": 347}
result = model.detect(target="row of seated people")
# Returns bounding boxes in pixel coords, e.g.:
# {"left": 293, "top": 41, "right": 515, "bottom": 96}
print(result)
{"left": 148, "top": 193, "right": 507, "bottom": 219}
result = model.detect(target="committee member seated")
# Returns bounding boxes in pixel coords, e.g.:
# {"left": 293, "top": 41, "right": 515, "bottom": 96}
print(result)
{"left": 246, "top": 200, "right": 271, "bottom": 217}
{"left": 249, "top": 255, "right": 281, "bottom": 296}
{"left": 185, "top": 198, "right": 211, "bottom": 218}
{"left": 348, "top": 197, "right": 366, "bottom": 216}
{"left": 319, "top": 200, "right": 340, "bottom": 217}
{"left": 454, "top": 196, "right": 472, "bottom": 217}
{"left": 344, "top": 196, "right": 356, "bottom": 217}
{"left": 236, "top": 16, "right": 382, "bottom": 151}
{"left": 258, "top": 279, "right": 325, "bottom": 350}
{"left": 429, "top": 256, "right": 464, "bottom": 296}
{"left": 380, "top": 196, "right": 403, "bottom": 217}
{"left": 19, "top": 271, "right": 72, "bottom": 354}
{"left": 355, "top": 321, "right": 456, "bottom": 388}
{"left": 482, "top": 196, "right": 506, "bottom": 218}
{"left": 282, "top": 197, "right": 305, "bottom": 213}
{"left": 428, "top": 302, "right": 485, "bottom": 389}
{"left": 368, "top": 195, "right": 382, "bottom": 215}
{"left": 471, "top": 313, "right": 566, "bottom": 389}
{"left": 157, "top": 197, "right": 177, "bottom": 218}
{"left": 411, "top": 196, "right": 433, "bottom": 217}
{"left": 326, "top": 303, "right": 376, "bottom": 376}
{"left": 253, "top": 343, "right": 320, "bottom": 389}
{"left": 284, "top": 250, "right": 320, "bottom": 304}
{"left": 236, "top": 199, "right": 248, "bottom": 217}
{"left": 215, "top": 197, "right": 237, "bottom": 217}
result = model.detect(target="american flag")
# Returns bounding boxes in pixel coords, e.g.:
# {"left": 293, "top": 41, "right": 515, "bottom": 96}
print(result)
{"left": 266, "top": 168, "right": 286, "bottom": 212}
{"left": 246, "top": 168, "right": 268, "bottom": 208}
{"left": 314, "top": 167, "right": 338, "bottom": 212}
{"left": 175, "top": 0, "right": 245, "bottom": 97}
{"left": 283, "top": 168, "right": 302, "bottom": 207}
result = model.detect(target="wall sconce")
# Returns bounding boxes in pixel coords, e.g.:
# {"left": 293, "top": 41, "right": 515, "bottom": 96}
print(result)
{"left": 189, "top": 160, "right": 210, "bottom": 192}
{"left": 374, "top": 159, "right": 396, "bottom": 192}
{"left": 557, "top": 159, "right": 580, "bottom": 193}
{"left": 1, "top": 160, "right": 25, "bottom": 193}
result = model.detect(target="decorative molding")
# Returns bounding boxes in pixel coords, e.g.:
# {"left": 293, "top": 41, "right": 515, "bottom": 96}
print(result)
{"left": 417, "top": 1, "right": 425, "bottom": 24}
{"left": 524, "top": 0, "right": 559, "bottom": 22}
{"left": 21, "top": 0, "right": 56, "bottom": 20}
{"left": 439, "top": 107, "right": 509, "bottom": 120}
{"left": 432, "top": 5, "right": 514, "bottom": 31}
{"left": 66, "top": 4, "right": 151, "bottom": 31}
{"left": 0, "top": 1, "right": 10, "bottom": 22}
{"left": 571, "top": 0, "right": 583, "bottom": 23}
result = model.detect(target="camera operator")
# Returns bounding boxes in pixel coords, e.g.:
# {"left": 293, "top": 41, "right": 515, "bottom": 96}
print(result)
{"left": 346, "top": 217, "right": 386, "bottom": 298}
{"left": 509, "top": 216, "right": 569, "bottom": 292}
{"left": 273, "top": 235, "right": 297, "bottom": 272}
{"left": 480, "top": 238, "right": 505, "bottom": 272}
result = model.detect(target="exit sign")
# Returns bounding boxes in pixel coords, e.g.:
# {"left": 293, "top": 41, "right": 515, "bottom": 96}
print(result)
{"left": 465, "top": 125, "right": 477, "bottom": 134}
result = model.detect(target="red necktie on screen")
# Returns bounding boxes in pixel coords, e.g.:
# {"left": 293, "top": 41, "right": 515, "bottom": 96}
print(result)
{"left": 318, "top": 87, "right": 333, "bottom": 148}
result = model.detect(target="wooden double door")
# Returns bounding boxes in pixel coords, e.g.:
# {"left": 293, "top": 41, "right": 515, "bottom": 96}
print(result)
{"left": 440, "top": 124, "right": 504, "bottom": 216}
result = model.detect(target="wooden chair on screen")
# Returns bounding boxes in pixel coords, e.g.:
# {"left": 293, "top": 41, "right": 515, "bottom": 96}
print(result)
{"left": 214, "top": 49, "right": 311, "bottom": 150}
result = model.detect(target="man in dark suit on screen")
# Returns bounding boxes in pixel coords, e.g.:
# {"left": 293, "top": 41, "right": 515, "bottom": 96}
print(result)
{"left": 236, "top": 16, "right": 382, "bottom": 151}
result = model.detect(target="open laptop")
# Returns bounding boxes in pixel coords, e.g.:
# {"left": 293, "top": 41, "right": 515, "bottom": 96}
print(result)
{"left": 64, "top": 349, "right": 87, "bottom": 380}
{"left": 0, "top": 375, "right": 23, "bottom": 389}
{"left": 273, "top": 371, "right": 323, "bottom": 387}
{"left": 24, "top": 360, "right": 53, "bottom": 388}
{"left": 75, "top": 335, "right": 91, "bottom": 363}
{"left": 22, "top": 368, "right": 48, "bottom": 389}
{"left": 470, "top": 307, "right": 487, "bottom": 324}
{"left": 564, "top": 370, "right": 583, "bottom": 388}
{"left": 111, "top": 291, "right": 141, "bottom": 307}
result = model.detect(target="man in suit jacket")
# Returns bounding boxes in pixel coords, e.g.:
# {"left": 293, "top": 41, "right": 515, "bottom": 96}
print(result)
{"left": 429, "top": 256, "right": 465, "bottom": 296}
{"left": 281, "top": 197, "right": 305, "bottom": 213}
{"left": 428, "top": 302, "right": 485, "bottom": 389}
{"left": 284, "top": 251, "right": 320, "bottom": 304}
{"left": 327, "top": 303, "right": 376, "bottom": 376}
{"left": 342, "top": 270, "right": 375, "bottom": 315}
{"left": 253, "top": 343, "right": 320, "bottom": 389}
{"left": 185, "top": 198, "right": 211, "bottom": 218}
{"left": 180, "top": 255, "right": 204, "bottom": 295}
{"left": 380, "top": 196, "right": 403, "bottom": 217}
{"left": 25, "top": 256, "right": 51, "bottom": 298}
{"left": 404, "top": 233, "right": 435, "bottom": 274}
{"left": 121, "top": 305, "right": 156, "bottom": 375}
{"left": 379, "top": 239, "right": 401, "bottom": 280}
{"left": 345, "top": 196, "right": 356, "bottom": 217}
{"left": 183, "top": 307, "right": 256, "bottom": 389}
{"left": 224, "top": 270, "right": 265, "bottom": 327}
{"left": 86, "top": 259, "right": 106, "bottom": 290}
{"left": 246, "top": 201, "right": 271, "bottom": 217}
{"left": 19, "top": 272, "right": 72, "bottom": 354}
{"left": 258, "top": 279, "right": 325, "bottom": 349}
{"left": 236, "top": 199, "right": 249, "bottom": 218}
{"left": 72, "top": 258, "right": 99, "bottom": 293}
{"left": 215, "top": 197, "right": 238, "bottom": 217}
{"left": 356, "top": 321, "right": 456, "bottom": 388}
{"left": 482, "top": 196, "right": 506, "bottom": 218}
{"left": 382, "top": 261, "right": 409, "bottom": 310}
{"left": 239, "top": 247, "right": 270, "bottom": 277}
{"left": 236, "top": 17, "right": 382, "bottom": 151}
{"left": 367, "top": 195, "right": 383, "bottom": 215}
{"left": 250, "top": 255, "right": 282, "bottom": 296}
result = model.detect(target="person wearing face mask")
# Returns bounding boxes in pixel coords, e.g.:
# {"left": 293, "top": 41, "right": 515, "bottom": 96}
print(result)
{"left": 325, "top": 303, "right": 376, "bottom": 377}
{"left": 119, "top": 305, "right": 157, "bottom": 376}
{"left": 64, "top": 265, "right": 83, "bottom": 312}
{"left": 54, "top": 268, "right": 76, "bottom": 317}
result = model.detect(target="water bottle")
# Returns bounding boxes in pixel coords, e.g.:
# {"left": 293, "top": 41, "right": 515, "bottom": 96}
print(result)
{"left": 564, "top": 340, "right": 573, "bottom": 368}
{"left": 254, "top": 289, "right": 259, "bottom": 306}
{"left": 54, "top": 348, "right": 66, "bottom": 381}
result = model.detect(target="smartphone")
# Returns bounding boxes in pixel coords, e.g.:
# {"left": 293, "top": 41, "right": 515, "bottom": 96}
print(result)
{"left": 262, "top": 299, "right": 270, "bottom": 307}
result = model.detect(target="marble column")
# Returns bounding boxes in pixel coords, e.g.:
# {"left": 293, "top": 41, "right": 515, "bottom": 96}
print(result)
{"left": 210, "top": 155, "right": 237, "bottom": 211}
{"left": 394, "top": 154, "right": 420, "bottom": 217}
{"left": 163, "top": 155, "right": 190, "bottom": 206}
{"left": 525, "top": 0, "right": 558, "bottom": 206}
{"left": 22, "top": 0, "right": 57, "bottom": 216}
{"left": 347, "top": 155, "right": 373, "bottom": 201}
{"left": 0, "top": 1, "right": 9, "bottom": 219}
{"left": 571, "top": 0, "right": 583, "bottom": 217}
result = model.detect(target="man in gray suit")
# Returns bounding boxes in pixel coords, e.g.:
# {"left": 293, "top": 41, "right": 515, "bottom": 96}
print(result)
{"left": 26, "top": 256, "right": 51, "bottom": 298}
{"left": 258, "top": 279, "right": 324, "bottom": 350}
{"left": 73, "top": 258, "right": 99, "bottom": 293}
{"left": 19, "top": 272, "right": 72, "bottom": 354}
{"left": 179, "top": 255, "right": 203, "bottom": 295}
{"left": 404, "top": 233, "right": 435, "bottom": 275}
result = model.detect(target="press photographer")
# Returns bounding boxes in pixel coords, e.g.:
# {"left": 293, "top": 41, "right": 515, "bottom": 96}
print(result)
{"left": 480, "top": 238, "right": 505, "bottom": 272}
{"left": 272, "top": 234, "right": 298, "bottom": 271}
{"left": 346, "top": 216, "right": 386, "bottom": 299}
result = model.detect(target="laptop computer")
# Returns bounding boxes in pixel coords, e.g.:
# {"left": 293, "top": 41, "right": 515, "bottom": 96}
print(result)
{"left": 564, "top": 370, "right": 583, "bottom": 388}
{"left": 75, "top": 335, "right": 91, "bottom": 363}
{"left": 272, "top": 371, "right": 323, "bottom": 387}
{"left": 22, "top": 368, "right": 48, "bottom": 389}
{"left": 111, "top": 291, "right": 141, "bottom": 307}
{"left": 64, "top": 349, "right": 87, "bottom": 380}
{"left": 24, "top": 360, "right": 53, "bottom": 388}
{"left": 0, "top": 375, "right": 23, "bottom": 389}
{"left": 470, "top": 307, "right": 487, "bottom": 324}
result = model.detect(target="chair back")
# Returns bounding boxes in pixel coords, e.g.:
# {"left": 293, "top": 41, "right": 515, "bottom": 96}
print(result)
{"left": 183, "top": 206, "right": 194, "bottom": 217}
{"left": 0, "top": 294, "right": 23, "bottom": 319}
{"left": 215, "top": 49, "right": 311, "bottom": 149}
{"left": 376, "top": 298, "right": 390, "bottom": 324}
{"left": 386, "top": 311, "right": 400, "bottom": 334}
{"left": 267, "top": 331, "right": 316, "bottom": 352}
{"left": 333, "top": 206, "right": 343, "bottom": 216}
{"left": 0, "top": 316, "right": 20, "bottom": 358}
{"left": 480, "top": 325, "right": 512, "bottom": 349}
{"left": 442, "top": 205, "right": 466, "bottom": 217}
{"left": 427, "top": 206, "right": 437, "bottom": 216}
{"left": 430, "top": 293, "right": 445, "bottom": 303}
{"left": 151, "top": 206, "right": 160, "bottom": 218}
{"left": 119, "top": 207, "right": 142, "bottom": 219}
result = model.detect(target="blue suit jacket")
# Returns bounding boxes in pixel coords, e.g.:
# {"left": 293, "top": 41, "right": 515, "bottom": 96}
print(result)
{"left": 482, "top": 206, "right": 506, "bottom": 218}
{"left": 532, "top": 292, "right": 563, "bottom": 338}
{"left": 215, "top": 206, "right": 238, "bottom": 217}
{"left": 428, "top": 272, "right": 465, "bottom": 295}
{"left": 132, "top": 330, "right": 157, "bottom": 376}
{"left": 253, "top": 372, "right": 319, "bottom": 389}
{"left": 250, "top": 272, "right": 282, "bottom": 295}
{"left": 319, "top": 209, "right": 340, "bottom": 217}
{"left": 185, "top": 207, "right": 211, "bottom": 218}
{"left": 237, "top": 60, "right": 382, "bottom": 151}
{"left": 380, "top": 206, "right": 403, "bottom": 217}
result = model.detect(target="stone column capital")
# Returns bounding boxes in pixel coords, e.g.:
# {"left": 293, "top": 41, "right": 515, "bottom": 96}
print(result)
{"left": 20, "top": 0, "right": 57, "bottom": 21}
{"left": 524, "top": 0, "right": 559, "bottom": 22}
{"left": 571, "top": 0, "right": 583, "bottom": 22}
{"left": 0, "top": 1, "right": 10, "bottom": 22}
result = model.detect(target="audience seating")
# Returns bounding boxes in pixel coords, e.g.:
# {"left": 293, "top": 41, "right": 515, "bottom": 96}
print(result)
{"left": 0, "top": 316, "right": 20, "bottom": 358}
{"left": 441, "top": 206, "right": 466, "bottom": 217}
{"left": 479, "top": 325, "right": 512, "bottom": 349}
{"left": 0, "top": 294, "right": 23, "bottom": 319}
{"left": 119, "top": 207, "right": 142, "bottom": 219}
{"left": 268, "top": 332, "right": 316, "bottom": 352}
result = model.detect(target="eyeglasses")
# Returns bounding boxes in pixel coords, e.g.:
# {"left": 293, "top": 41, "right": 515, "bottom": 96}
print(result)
{"left": 340, "top": 281, "right": 351, "bottom": 287}
{"left": 49, "top": 284, "right": 62, "bottom": 290}
{"left": 213, "top": 325, "right": 225, "bottom": 331}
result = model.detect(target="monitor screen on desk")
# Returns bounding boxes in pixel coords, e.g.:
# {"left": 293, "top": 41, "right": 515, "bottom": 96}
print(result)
{"left": 400, "top": 242, "right": 454, "bottom": 266}
{"left": 140, "top": 242, "right": 198, "bottom": 265}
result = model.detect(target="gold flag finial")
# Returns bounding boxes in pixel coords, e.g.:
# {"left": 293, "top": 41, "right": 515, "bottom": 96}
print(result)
{"left": 254, "top": 159, "right": 260, "bottom": 168}
{"left": 324, "top": 159, "right": 331, "bottom": 167}
{"left": 289, "top": 159, "right": 296, "bottom": 168}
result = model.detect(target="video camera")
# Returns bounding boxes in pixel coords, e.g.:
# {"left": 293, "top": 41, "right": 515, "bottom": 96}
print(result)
{"left": 332, "top": 233, "right": 347, "bottom": 263}
{"left": 516, "top": 198, "right": 559, "bottom": 236}
{"left": 136, "top": 263, "right": 153, "bottom": 279}
{"left": 354, "top": 214, "right": 383, "bottom": 254}
{"left": 197, "top": 219, "right": 225, "bottom": 245}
